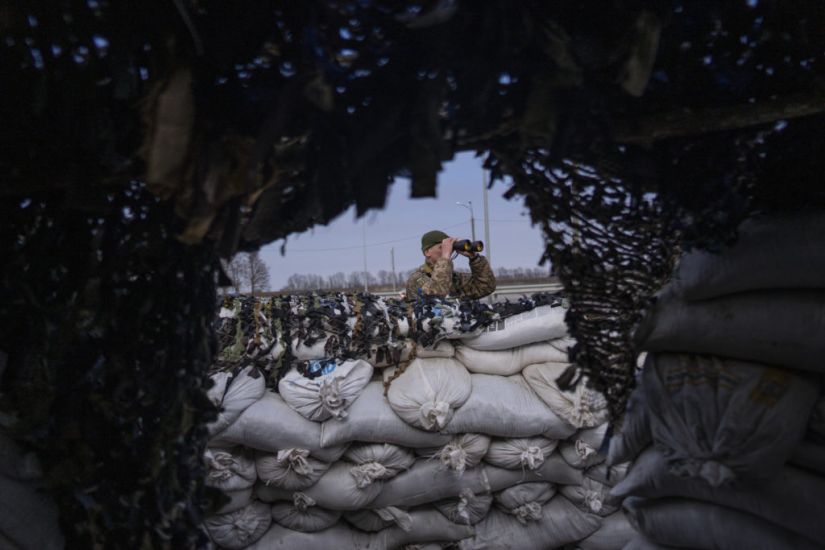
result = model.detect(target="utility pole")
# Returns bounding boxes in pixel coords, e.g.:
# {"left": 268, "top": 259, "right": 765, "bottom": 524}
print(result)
{"left": 390, "top": 247, "right": 397, "bottom": 292}
{"left": 456, "top": 201, "right": 476, "bottom": 241}
{"left": 362, "top": 221, "right": 369, "bottom": 293}
{"left": 482, "top": 169, "right": 491, "bottom": 269}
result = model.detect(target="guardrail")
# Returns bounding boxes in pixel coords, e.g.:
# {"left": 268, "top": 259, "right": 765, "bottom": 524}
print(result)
{"left": 372, "top": 281, "right": 563, "bottom": 301}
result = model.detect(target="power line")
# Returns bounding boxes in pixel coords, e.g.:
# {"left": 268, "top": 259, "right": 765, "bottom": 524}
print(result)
{"left": 285, "top": 221, "right": 467, "bottom": 252}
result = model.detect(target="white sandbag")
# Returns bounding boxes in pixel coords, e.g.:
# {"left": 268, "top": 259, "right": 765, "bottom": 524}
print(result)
{"left": 204, "top": 448, "right": 256, "bottom": 491}
{"left": 434, "top": 489, "right": 493, "bottom": 525}
{"left": 584, "top": 461, "right": 632, "bottom": 488}
{"left": 344, "top": 506, "right": 412, "bottom": 532}
{"left": 387, "top": 357, "right": 472, "bottom": 431}
{"left": 522, "top": 362, "right": 609, "bottom": 428}
{"left": 416, "top": 340, "right": 455, "bottom": 358}
{"left": 257, "top": 461, "right": 383, "bottom": 511}
{"left": 207, "top": 366, "right": 266, "bottom": 435}
{"left": 809, "top": 393, "right": 825, "bottom": 441}
{"left": 270, "top": 492, "right": 341, "bottom": 533}
{"left": 485, "top": 455, "right": 585, "bottom": 489}
{"left": 455, "top": 341, "right": 569, "bottom": 376}
{"left": 494, "top": 482, "right": 556, "bottom": 524}
{"left": 636, "top": 353, "right": 819, "bottom": 486}
{"left": 578, "top": 511, "right": 636, "bottom": 550}
{"left": 0, "top": 476, "right": 64, "bottom": 550}
{"left": 290, "top": 336, "right": 329, "bottom": 361}
{"left": 444, "top": 374, "right": 576, "bottom": 439}
{"left": 205, "top": 501, "right": 272, "bottom": 550}
{"left": 484, "top": 437, "right": 558, "bottom": 470}
{"left": 383, "top": 508, "right": 475, "bottom": 548}
{"left": 255, "top": 448, "right": 331, "bottom": 490}
{"left": 458, "top": 497, "right": 601, "bottom": 550}
{"left": 370, "top": 459, "right": 493, "bottom": 509}
{"left": 417, "top": 434, "right": 491, "bottom": 473}
{"left": 623, "top": 496, "right": 822, "bottom": 550}
{"left": 612, "top": 446, "right": 825, "bottom": 543}
{"left": 320, "top": 381, "right": 452, "bottom": 448}
{"left": 217, "top": 487, "right": 253, "bottom": 514}
{"left": 278, "top": 359, "right": 373, "bottom": 421}
{"left": 621, "top": 535, "right": 680, "bottom": 549}
{"left": 343, "top": 443, "right": 416, "bottom": 487}
{"left": 210, "top": 392, "right": 347, "bottom": 463}
{"left": 248, "top": 521, "right": 374, "bottom": 550}
{"left": 460, "top": 305, "right": 568, "bottom": 351}
{"left": 560, "top": 477, "right": 621, "bottom": 516}
{"left": 637, "top": 288, "right": 825, "bottom": 373}
{"left": 560, "top": 424, "right": 608, "bottom": 469}
{"left": 669, "top": 212, "right": 825, "bottom": 300}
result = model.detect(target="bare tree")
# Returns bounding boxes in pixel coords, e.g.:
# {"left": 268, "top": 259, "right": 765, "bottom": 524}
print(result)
{"left": 246, "top": 252, "right": 271, "bottom": 295}
{"left": 224, "top": 254, "right": 249, "bottom": 294}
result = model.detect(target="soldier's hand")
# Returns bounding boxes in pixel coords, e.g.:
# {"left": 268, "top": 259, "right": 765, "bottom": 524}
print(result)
{"left": 440, "top": 237, "right": 456, "bottom": 259}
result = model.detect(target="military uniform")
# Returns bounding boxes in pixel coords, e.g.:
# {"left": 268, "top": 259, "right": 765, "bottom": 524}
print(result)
{"left": 405, "top": 255, "right": 496, "bottom": 301}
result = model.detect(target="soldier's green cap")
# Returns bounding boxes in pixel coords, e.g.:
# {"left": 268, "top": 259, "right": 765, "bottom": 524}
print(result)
{"left": 421, "top": 230, "right": 449, "bottom": 252}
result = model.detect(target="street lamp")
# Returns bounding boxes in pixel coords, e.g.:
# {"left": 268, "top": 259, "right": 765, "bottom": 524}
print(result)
{"left": 456, "top": 201, "right": 476, "bottom": 241}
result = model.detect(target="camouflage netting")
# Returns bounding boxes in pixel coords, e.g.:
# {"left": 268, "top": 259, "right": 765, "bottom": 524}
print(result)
{"left": 2, "top": 0, "right": 825, "bottom": 547}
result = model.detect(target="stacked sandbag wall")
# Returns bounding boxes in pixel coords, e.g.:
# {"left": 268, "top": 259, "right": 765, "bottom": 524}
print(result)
{"left": 613, "top": 213, "right": 825, "bottom": 549}
{"left": 201, "top": 297, "right": 636, "bottom": 549}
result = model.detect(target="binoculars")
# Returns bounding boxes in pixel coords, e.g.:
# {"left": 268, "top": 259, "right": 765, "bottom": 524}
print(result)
{"left": 453, "top": 240, "right": 484, "bottom": 253}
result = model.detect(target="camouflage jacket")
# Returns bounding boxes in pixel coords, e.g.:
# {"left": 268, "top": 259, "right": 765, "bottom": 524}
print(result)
{"left": 405, "top": 255, "right": 496, "bottom": 301}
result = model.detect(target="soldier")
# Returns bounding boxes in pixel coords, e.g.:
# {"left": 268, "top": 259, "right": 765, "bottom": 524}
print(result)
{"left": 405, "top": 230, "right": 496, "bottom": 301}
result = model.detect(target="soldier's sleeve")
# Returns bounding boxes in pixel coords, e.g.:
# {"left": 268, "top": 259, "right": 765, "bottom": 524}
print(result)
{"left": 406, "top": 259, "right": 453, "bottom": 300}
{"left": 456, "top": 255, "right": 497, "bottom": 299}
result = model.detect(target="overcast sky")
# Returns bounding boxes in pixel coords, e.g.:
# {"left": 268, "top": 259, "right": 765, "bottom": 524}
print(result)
{"left": 259, "top": 152, "right": 549, "bottom": 290}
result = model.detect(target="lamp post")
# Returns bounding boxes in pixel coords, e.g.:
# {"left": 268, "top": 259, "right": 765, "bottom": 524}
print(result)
{"left": 456, "top": 201, "right": 476, "bottom": 241}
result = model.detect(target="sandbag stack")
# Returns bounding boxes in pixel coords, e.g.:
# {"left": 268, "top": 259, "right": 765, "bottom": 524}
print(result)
{"left": 202, "top": 296, "right": 637, "bottom": 549}
{"left": 613, "top": 213, "right": 825, "bottom": 549}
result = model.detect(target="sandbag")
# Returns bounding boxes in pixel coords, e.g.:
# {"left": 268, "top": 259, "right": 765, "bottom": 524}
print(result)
{"left": 383, "top": 508, "right": 476, "bottom": 549}
{"left": 578, "top": 511, "right": 635, "bottom": 550}
{"left": 621, "top": 535, "right": 680, "bottom": 549}
{"left": 485, "top": 455, "right": 584, "bottom": 489}
{"left": 444, "top": 374, "right": 576, "bottom": 439}
{"left": 344, "top": 506, "right": 412, "bottom": 532}
{"left": 217, "top": 487, "right": 253, "bottom": 514}
{"left": 207, "top": 366, "right": 266, "bottom": 435}
{"left": 637, "top": 288, "right": 825, "bottom": 373}
{"left": 204, "top": 448, "right": 256, "bottom": 491}
{"left": 455, "top": 341, "right": 569, "bottom": 376}
{"left": 560, "top": 477, "right": 621, "bottom": 516}
{"left": 278, "top": 359, "right": 373, "bottom": 421}
{"left": 458, "top": 497, "right": 601, "bottom": 550}
{"left": 560, "top": 424, "right": 608, "bottom": 469}
{"left": 255, "top": 449, "right": 331, "bottom": 490}
{"left": 204, "top": 501, "right": 272, "bottom": 550}
{"left": 789, "top": 439, "right": 825, "bottom": 477}
{"left": 257, "top": 461, "right": 383, "bottom": 511}
{"left": 607, "top": 386, "right": 650, "bottom": 466}
{"left": 612, "top": 446, "right": 825, "bottom": 543}
{"left": 434, "top": 489, "right": 493, "bottom": 525}
{"left": 370, "top": 459, "right": 493, "bottom": 509}
{"left": 522, "top": 362, "right": 609, "bottom": 429}
{"left": 623, "top": 496, "right": 822, "bottom": 550}
{"left": 809, "top": 393, "right": 825, "bottom": 441}
{"left": 484, "top": 437, "right": 558, "bottom": 470}
{"left": 248, "top": 521, "right": 374, "bottom": 550}
{"left": 270, "top": 493, "right": 341, "bottom": 533}
{"left": 635, "top": 353, "right": 819, "bottom": 486}
{"left": 460, "top": 305, "right": 568, "bottom": 351}
{"left": 417, "top": 434, "right": 491, "bottom": 473}
{"left": 343, "top": 443, "right": 416, "bottom": 487}
{"left": 494, "top": 482, "right": 556, "bottom": 524}
{"left": 387, "top": 357, "right": 472, "bottom": 431}
{"left": 584, "top": 461, "right": 632, "bottom": 488}
{"left": 320, "top": 381, "right": 452, "bottom": 449}
{"left": 416, "top": 340, "right": 456, "bottom": 358}
{"left": 0, "top": 433, "right": 41, "bottom": 480}
{"left": 210, "top": 392, "right": 347, "bottom": 463}
{"left": 0, "top": 475, "right": 64, "bottom": 550}
{"left": 669, "top": 213, "right": 825, "bottom": 300}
